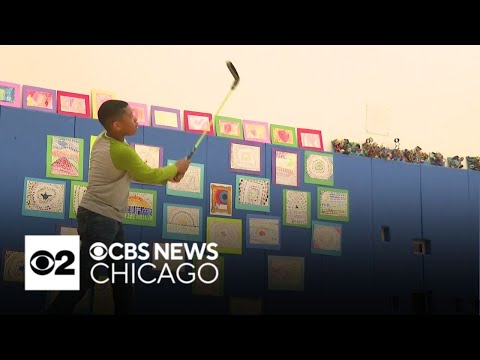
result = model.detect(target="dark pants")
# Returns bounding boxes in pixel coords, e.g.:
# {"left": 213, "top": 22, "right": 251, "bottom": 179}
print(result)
{"left": 47, "top": 206, "right": 134, "bottom": 315}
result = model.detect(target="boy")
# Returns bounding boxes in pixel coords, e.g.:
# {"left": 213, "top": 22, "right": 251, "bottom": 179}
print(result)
{"left": 47, "top": 100, "right": 190, "bottom": 315}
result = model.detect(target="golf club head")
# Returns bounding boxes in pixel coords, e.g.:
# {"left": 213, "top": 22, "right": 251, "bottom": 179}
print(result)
{"left": 227, "top": 61, "right": 240, "bottom": 90}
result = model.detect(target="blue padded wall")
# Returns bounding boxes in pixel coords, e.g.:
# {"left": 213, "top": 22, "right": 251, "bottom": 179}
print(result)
{"left": 372, "top": 160, "right": 423, "bottom": 314}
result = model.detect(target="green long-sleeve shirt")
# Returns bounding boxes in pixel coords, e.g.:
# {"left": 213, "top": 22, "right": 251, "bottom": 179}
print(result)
{"left": 80, "top": 132, "right": 177, "bottom": 222}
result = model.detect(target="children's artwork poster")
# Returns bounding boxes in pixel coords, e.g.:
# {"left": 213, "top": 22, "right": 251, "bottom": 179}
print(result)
{"left": 268, "top": 255, "right": 304, "bottom": 291}
{"left": 235, "top": 175, "right": 270, "bottom": 212}
{"left": 210, "top": 183, "right": 232, "bottom": 217}
{"left": 242, "top": 120, "right": 270, "bottom": 143}
{"left": 123, "top": 189, "right": 157, "bottom": 227}
{"left": 166, "top": 161, "right": 204, "bottom": 199}
{"left": 184, "top": 110, "right": 214, "bottom": 135}
{"left": 229, "top": 297, "right": 263, "bottom": 315}
{"left": 150, "top": 242, "right": 187, "bottom": 273}
{"left": 273, "top": 149, "right": 299, "bottom": 187}
{"left": 229, "top": 141, "right": 263, "bottom": 175}
{"left": 282, "top": 189, "right": 311, "bottom": 228}
{"left": 22, "top": 85, "right": 56, "bottom": 113}
{"left": 22, "top": 177, "right": 66, "bottom": 219}
{"left": 0, "top": 80, "right": 21, "bottom": 108}
{"left": 69, "top": 181, "right": 88, "bottom": 219}
{"left": 46, "top": 135, "right": 84, "bottom": 181}
{"left": 132, "top": 144, "right": 163, "bottom": 184}
{"left": 297, "top": 128, "right": 324, "bottom": 151}
{"left": 270, "top": 124, "right": 297, "bottom": 147}
{"left": 151, "top": 106, "right": 181, "bottom": 130}
{"left": 246, "top": 214, "right": 281, "bottom": 250}
{"left": 129, "top": 102, "right": 149, "bottom": 126}
{"left": 317, "top": 187, "right": 349, "bottom": 222}
{"left": 192, "top": 256, "right": 224, "bottom": 296}
{"left": 206, "top": 217, "right": 242, "bottom": 255}
{"left": 162, "top": 203, "right": 203, "bottom": 242}
{"left": 3, "top": 250, "right": 24, "bottom": 283}
{"left": 57, "top": 91, "right": 91, "bottom": 118}
{"left": 91, "top": 89, "right": 115, "bottom": 120}
{"left": 311, "top": 221, "right": 342, "bottom": 256}
{"left": 304, "top": 151, "right": 334, "bottom": 186}
{"left": 89, "top": 135, "right": 97, "bottom": 168}
{"left": 215, "top": 116, "right": 243, "bottom": 139}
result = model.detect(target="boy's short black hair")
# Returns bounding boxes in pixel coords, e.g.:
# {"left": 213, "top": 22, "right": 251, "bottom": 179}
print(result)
{"left": 98, "top": 100, "right": 129, "bottom": 129}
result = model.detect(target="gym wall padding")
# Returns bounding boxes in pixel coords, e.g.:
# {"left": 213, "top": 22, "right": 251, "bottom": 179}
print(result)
{"left": 0, "top": 106, "right": 478, "bottom": 314}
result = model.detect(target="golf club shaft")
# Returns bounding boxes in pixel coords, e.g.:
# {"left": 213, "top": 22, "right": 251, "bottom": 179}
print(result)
{"left": 187, "top": 87, "right": 234, "bottom": 159}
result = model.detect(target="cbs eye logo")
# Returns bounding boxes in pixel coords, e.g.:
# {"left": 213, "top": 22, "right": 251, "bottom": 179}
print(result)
{"left": 24, "top": 235, "right": 80, "bottom": 291}
{"left": 30, "top": 250, "right": 75, "bottom": 276}
{"left": 89, "top": 242, "right": 108, "bottom": 261}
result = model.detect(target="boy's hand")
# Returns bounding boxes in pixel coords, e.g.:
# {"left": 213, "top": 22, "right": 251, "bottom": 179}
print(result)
{"left": 172, "top": 157, "right": 191, "bottom": 182}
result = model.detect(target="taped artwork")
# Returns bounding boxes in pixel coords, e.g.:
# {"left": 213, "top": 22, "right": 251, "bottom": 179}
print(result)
{"left": 317, "top": 187, "right": 349, "bottom": 222}
{"left": 166, "top": 161, "right": 204, "bottom": 199}
{"left": 230, "top": 141, "right": 262, "bottom": 175}
{"left": 242, "top": 120, "right": 269, "bottom": 143}
{"left": 22, "top": 177, "right": 65, "bottom": 219}
{"left": 3, "top": 250, "right": 24, "bottom": 283}
{"left": 273, "top": 149, "right": 298, "bottom": 187}
{"left": 210, "top": 183, "right": 232, "bottom": 216}
{"left": 91, "top": 89, "right": 115, "bottom": 119}
{"left": 304, "top": 151, "right": 334, "bottom": 186}
{"left": 270, "top": 124, "right": 297, "bottom": 147}
{"left": 47, "top": 135, "right": 84, "bottom": 181}
{"left": 123, "top": 189, "right": 157, "bottom": 226}
{"left": 246, "top": 214, "right": 281, "bottom": 250}
{"left": 268, "top": 255, "right": 304, "bottom": 291}
{"left": 162, "top": 203, "right": 203, "bottom": 242}
{"left": 283, "top": 189, "right": 311, "bottom": 228}
{"left": 69, "top": 181, "right": 88, "bottom": 218}
{"left": 215, "top": 116, "right": 243, "bottom": 139}
{"left": 206, "top": 217, "right": 242, "bottom": 254}
{"left": 235, "top": 175, "right": 270, "bottom": 212}
{"left": 312, "top": 221, "right": 342, "bottom": 256}
{"left": 129, "top": 102, "right": 149, "bottom": 126}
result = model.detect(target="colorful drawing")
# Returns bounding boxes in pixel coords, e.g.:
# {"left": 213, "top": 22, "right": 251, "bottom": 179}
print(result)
{"left": 210, "top": 183, "right": 232, "bottom": 216}
{"left": 283, "top": 189, "right": 311, "bottom": 228}
{"left": 46, "top": 135, "right": 84, "bottom": 181}
{"left": 192, "top": 256, "right": 224, "bottom": 296}
{"left": 129, "top": 102, "right": 149, "bottom": 126}
{"left": 22, "top": 85, "right": 56, "bottom": 112}
{"left": 57, "top": 91, "right": 91, "bottom": 118}
{"left": 151, "top": 105, "right": 181, "bottom": 130}
{"left": 235, "top": 175, "right": 270, "bottom": 212}
{"left": 0, "top": 80, "right": 21, "bottom": 108}
{"left": 268, "top": 255, "right": 304, "bottom": 291}
{"left": 166, "top": 161, "right": 204, "bottom": 199}
{"left": 215, "top": 115, "right": 243, "bottom": 139}
{"left": 317, "top": 187, "right": 349, "bottom": 222}
{"left": 312, "top": 221, "right": 342, "bottom": 256}
{"left": 273, "top": 149, "right": 299, "bottom": 187}
{"left": 304, "top": 151, "right": 334, "bottom": 186}
{"left": 246, "top": 214, "right": 281, "bottom": 250}
{"left": 162, "top": 203, "right": 203, "bottom": 242}
{"left": 123, "top": 189, "right": 157, "bottom": 226}
{"left": 92, "top": 89, "right": 115, "bottom": 119}
{"left": 184, "top": 110, "right": 214, "bottom": 135}
{"left": 297, "top": 128, "right": 324, "bottom": 151}
{"left": 22, "top": 177, "right": 65, "bottom": 219}
{"left": 270, "top": 124, "right": 297, "bottom": 147}
{"left": 242, "top": 120, "right": 270, "bottom": 143}
{"left": 132, "top": 144, "right": 163, "bottom": 184}
{"left": 3, "top": 250, "right": 24, "bottom": 283}
{"left": 206, "top": 217, "right": 242, "bottom": 255}
{"left": 229, "top": 141, "right": 263, "bottom": 175}
{"left": 69, "top": 181, "right": 88, "bottom": 219}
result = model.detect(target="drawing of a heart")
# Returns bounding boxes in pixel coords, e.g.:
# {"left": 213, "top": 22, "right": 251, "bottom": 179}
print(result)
{"left": 278, "top": 129, "right": 290, "bottom": 142}
{"left": 191, "top": 117, "right": 206, "bottom": 129}
{"left": 250, "top": 128, "right": 257, "bottom": 136}
{"left": 224, "top": 123, "right": 232, "bottom": 133}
